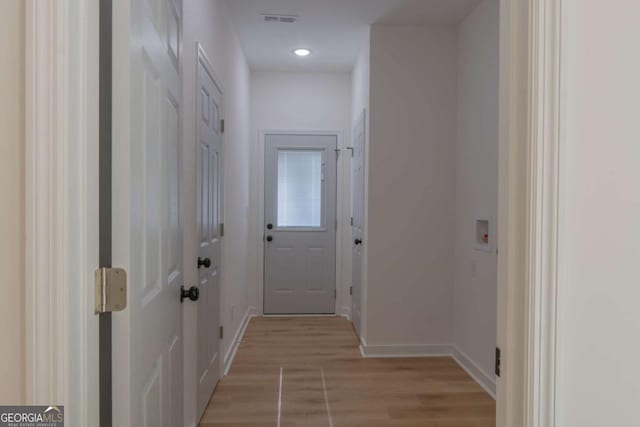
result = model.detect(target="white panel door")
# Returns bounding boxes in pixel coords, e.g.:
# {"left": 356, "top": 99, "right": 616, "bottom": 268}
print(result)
{"left": 351, "top": 111, "right": 365, "bottom": 337}
{"left": 112, "top": 0, "right": 183, "bottom": 426}
{"left": 196, "top": 50, "right": 223, "bottom": 420}
{"left": 264, "top": 134, "right": 337, "bottom": 314}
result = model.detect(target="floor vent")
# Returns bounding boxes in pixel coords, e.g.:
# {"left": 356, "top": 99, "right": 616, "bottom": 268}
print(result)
{"left": 262, "top": 14, "right": 298, "bottom": 24}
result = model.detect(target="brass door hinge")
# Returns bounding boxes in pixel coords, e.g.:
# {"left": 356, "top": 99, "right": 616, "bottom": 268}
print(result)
{"left": 94, "top": 268, "right": 127, "bottom": 314}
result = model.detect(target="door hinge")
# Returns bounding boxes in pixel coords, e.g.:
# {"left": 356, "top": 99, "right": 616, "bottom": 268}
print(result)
{"left": 220, "top": 223, "right": 224, "bottom": 237}
{"left": 94, "top": 268, "right": 127, "bottom": 314}
{"left": 220, "top": 325, "right": 224, "bottom": 339}
{"left": 350, "top": 217, "right": 354, "bottom": 226}
{"left": 335, "top": 148, "right": 340, "bottom": 159}
{"left": 335, "top": 219, "right": 338, "bottom": 231}
{"left": 220, "top": 119, "right": 225, "bottom": 133}
{"left": 349, "top": 286, "right": 353, "bottom": 296}
{"left": 495, "top": 347, "right": 501, "bottom": 377}
{"left": 334, "top": 289, "right": 337, "bottom": 299}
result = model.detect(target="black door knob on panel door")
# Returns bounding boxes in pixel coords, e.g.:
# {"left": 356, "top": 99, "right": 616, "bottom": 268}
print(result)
{"left": 354, "top": 238, "right": 362, "bottom": 245}
{"left": 266, "top": 235, "right": 273, "bottom": 242}
{"left": 180, "top": 286, "right": 199, "bottom": 303}
{"left": 267, "top": 223, "right": 273, "bottom": 230}
{"left": 197, "top": 257, "right": 211, "bottom": 269}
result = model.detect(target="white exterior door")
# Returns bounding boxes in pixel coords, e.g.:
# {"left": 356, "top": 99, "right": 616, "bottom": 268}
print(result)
{"left": 112, "top": 0, "right": 184, "bottom": 426}
{"left": 351, "top": 111, "right": 365, "bottom": 337}
{"left": 264, "top": 134, "right": 338, "bottom": 314}
{"left": 196, "top": 50, "right": 223, "bottom": 420}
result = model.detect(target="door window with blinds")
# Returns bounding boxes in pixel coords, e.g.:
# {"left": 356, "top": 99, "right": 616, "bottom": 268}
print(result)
{"left": 276, "top": 149, "right": 324, "bottom": 228}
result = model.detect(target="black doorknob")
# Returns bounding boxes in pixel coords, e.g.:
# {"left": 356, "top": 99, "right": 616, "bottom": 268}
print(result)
{"left": 267, "top": 223, "right": 273, "bottom": 230}
{"left": 266, "top": 235, "right": 273, "bottom": 242}
{"left": 197, "top": 257, "right": 211, "bottom": 269}
{"left": 354, "top": 238, "right": 362, "bottom": 245}
{"left": 180, "top": 286, "right": 199, "bottom": 303}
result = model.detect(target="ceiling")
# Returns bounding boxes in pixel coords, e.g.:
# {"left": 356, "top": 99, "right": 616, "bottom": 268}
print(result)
{"left": 224, "top": 0, "right": 481, "bottom": 72}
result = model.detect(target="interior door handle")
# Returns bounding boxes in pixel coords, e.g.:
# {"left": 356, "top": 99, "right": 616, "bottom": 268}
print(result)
{"left": 266, "top": 235, "right": 273, "bottom": 242}
{"left": 197, "top": 257, "right": 211, "bottom": 269}
{"left": 354, "top": 238, "right": 362, "bottom": 245}
{"left": 180, "top": 286, "right": 199, "bottom": 303}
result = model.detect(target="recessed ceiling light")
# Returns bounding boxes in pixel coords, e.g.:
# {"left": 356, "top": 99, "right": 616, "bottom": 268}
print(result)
{"left": 293, "top": 48, "right": 311, "bottom": 57}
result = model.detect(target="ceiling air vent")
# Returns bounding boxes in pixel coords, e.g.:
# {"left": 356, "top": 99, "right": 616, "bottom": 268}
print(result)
{"left": 262, "top": 14, "right": 298, "bottom": 24}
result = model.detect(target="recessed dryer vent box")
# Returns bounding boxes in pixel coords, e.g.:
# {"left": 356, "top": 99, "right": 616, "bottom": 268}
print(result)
{"left": 475, "top": 218, "right": 492, "bottom": 252}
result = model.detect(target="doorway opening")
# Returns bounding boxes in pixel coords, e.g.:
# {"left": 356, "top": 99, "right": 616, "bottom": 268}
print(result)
{"left": 30, "top": 0, "right": 541, "bottom": 425}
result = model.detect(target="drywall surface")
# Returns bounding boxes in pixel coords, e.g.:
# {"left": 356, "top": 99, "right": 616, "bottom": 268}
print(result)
{"left": 365, "top": 24, "right": 457, "bottom": 345}
{"left": 556, "top": 1, "right": 640, "bottom": 425}
{"left": 183, "top": 1, "right": 251, "bottom": 424}
{"left": 453, "top": 0, "right": 499, "bottom": 389}
{"left": 248, "top": 71, "right": 352, "bottom": 315}
{"left": 0, "top": 0, "right": 25, "bottom": 404}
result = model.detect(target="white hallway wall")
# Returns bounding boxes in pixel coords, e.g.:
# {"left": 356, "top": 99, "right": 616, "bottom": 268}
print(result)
{"left": 365, "top": 24, "right": 458, "bottom": 347}
{"left": 453, "top": 0, "right": 499, "bottom": 391}
{"left": 556, "top": 0, "right": 640, "bottom": 425}
{"left": 182, "top": 1, "right": 251, "bottom": 425}
{"left": 355, "top": 4, "right": 500, "bottom": 389}
{"left": 248, "top": 71, "right": 353, "bottom": 315}
{"left": 0, "top": 0, "right": 25, "bottom": 404}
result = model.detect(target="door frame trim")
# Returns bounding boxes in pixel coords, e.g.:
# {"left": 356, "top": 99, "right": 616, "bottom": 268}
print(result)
{"left": 523, "top": 0, "right": 563, "bottom": 425}
{"left": 257, "top": 130, "right": 345, "bottom": 316}
{"left": 24, "top": 0, "right": 100, "bottom": 422}
{"left": 497, "top": 0, "right": 562, "bottom": 426}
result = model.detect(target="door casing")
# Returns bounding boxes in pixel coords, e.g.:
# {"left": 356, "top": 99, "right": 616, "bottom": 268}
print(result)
{"left": 257, "top": 130, "right": 346, "bottom": 316}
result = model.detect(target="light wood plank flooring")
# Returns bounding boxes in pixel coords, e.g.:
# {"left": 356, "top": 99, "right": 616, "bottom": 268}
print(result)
{"left": 199, "top": 317, "right": 495, "bottom": 427}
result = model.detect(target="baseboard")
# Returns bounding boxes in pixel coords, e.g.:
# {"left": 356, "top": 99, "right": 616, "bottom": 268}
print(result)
{"left": 450, "top": 345, "right": 497, "bottom": 399}
{"left": 360, "top": 342, "right": 453, "bottom": 358}
{"left": 341, "top": 306, "right": 351, "bottom": 321}
{"left": 357, "top": 341, "right": 496, "bottom": 399}
{"left": 262, "top": 313, "right": 336, "bottom": 317}
{"left": 358, "top": 337, "right": 367, "bottom": 357}
{"left": 223, "top": 306, "right": 256, "bottom": 376}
